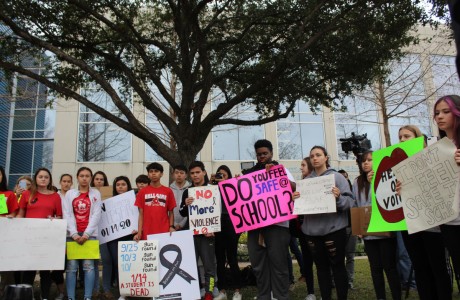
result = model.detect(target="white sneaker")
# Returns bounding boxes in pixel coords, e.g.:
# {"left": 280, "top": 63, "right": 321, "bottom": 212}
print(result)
{"left": 214, "top": 292, "right": 227, "bottom": 300}
{"left": 232, "top": 291, "right": 242, "bottom": 300}
{"left": 305, "top": 294, "right": 316, "bottom": 300}
{"left": 201, "top": 288, "right": 205, "bottom": 298}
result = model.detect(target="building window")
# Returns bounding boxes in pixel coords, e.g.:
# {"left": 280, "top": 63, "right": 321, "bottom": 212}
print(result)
{"left": 8, "top": 71, "right": 55, "bottom": 186}
{"left": 77, "top": 83, "right": 132, "bottom": 162}
{"left": 277, "top": 102, "right": 325, "bottom": 160}
{"left": 335, "top": 92, "right": 381, "bottom": 160}
{"left": 431, "top": 55, "right": 460, "bottom": 101}
{"left": 211, "top": 95, "right": 264, "bottom": 161}
{"left": 145, "top": 111, "right": 167, "bottom": 162}
{"left": 384, "top": 55, "right": 431, "bottom": 145}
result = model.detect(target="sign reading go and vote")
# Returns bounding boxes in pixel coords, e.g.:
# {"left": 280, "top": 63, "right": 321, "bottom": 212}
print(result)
{"left": 219, "top": 164, "right": 295, "bottom": 233}
{"left": 118, "top": 240, "right": 160, "bottom": 298}
{"left": 188, "top": 185, "right": 221, "bottom": 235}
{"left": 98, "top": 190, "right": 139, "bottom": 244}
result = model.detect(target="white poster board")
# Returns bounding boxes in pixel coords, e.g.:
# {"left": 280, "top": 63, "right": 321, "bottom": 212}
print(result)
{"left": 98, "top": 190, "right": 139, "bottom": 244}
{"left": 147, "top": 230, "right": 200, "bottom": 300}
{"left": 188, "top": 186, "right": 221, "bottom": 235}
{"left": 294, "top": 174, "right": 336, "bottom": 214}
{"left": 118, "top": 240, "right": 160, "bottom": 298}
{"left": 0, "top": 218, "right": 67, "bottom": 271}
{"left": 393, "top": 138, "right": 460, "bottom": 233}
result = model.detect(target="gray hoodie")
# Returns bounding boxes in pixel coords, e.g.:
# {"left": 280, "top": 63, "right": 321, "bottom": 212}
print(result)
{"left": 170, "top": 180, "right": 191, "bottom": 229}
{"left": 301, "top": 168, "right": 353, "bottom": 236}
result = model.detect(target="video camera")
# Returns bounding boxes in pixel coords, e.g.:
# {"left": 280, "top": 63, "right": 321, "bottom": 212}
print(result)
{"left": 339, "top": 132, "right": 372, "bottom": 159}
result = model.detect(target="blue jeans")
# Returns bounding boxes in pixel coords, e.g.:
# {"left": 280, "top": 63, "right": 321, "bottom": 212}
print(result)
{"left": 66, "top": 238, "right": 96, "bottom": 299}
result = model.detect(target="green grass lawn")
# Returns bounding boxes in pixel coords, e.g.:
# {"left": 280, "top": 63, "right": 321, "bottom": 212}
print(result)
{"left": 32, "top": 258, "right": 460, "bottom": 299}
{"left": 229, "top": 258, "right": 460, "bottom": 300}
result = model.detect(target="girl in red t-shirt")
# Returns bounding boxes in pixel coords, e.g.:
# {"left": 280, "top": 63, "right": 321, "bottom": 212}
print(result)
{"left": 0, "top": 166, "right": 19, "bottom": 297}
{"left": 17, "top": 167, "right": 62, "bottom": 300}
{"left": 0, "top": 166, "right": 18, "bottom": 217}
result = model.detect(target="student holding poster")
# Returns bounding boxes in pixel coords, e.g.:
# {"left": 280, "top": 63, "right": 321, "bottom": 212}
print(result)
{"left": 179, "top": 161, "right": 217, "bottom": 300}
{"left": 211, "top": 165, "right": 242, "bottom": 300}
{"left": 102, "top": 176, "right": 135, "bottom": 300}
{"left": 293, "top": 146, "right": 353, "bottom": 300}
{"left": 395, "top": 125, "right": 452, "bottom": 300}
{"left": 353, "top": 151, "right": 401, "bottom": 300}
{"left": 63, "top": 167, "right": 102, "bottom": 300}
{"left": 433, "top": 95, "right": 460, "bottom": 285}
{"left": 242, "top": 139, "right": 295, "bottom": 300}
{"left": 134, "top": 162, "right": 176, "bottom": 241}
{"left": 17, "top": 167, "right": 63, "bottom": 300}
{"left": 0, "top": 166, "right": 19, "bottom": 299}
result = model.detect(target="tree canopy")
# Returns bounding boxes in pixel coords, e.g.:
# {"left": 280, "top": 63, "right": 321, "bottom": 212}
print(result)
{"left": 0, "top": 1, "right": 430, "bottom": 166}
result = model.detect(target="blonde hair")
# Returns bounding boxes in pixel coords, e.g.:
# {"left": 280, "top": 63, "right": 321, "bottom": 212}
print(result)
{"left": 399, "top": 125, "right": 423, "bottom": 138}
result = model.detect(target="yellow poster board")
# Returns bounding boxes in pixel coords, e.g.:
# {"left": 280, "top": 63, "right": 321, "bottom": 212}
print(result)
{"left": 66, "top": 240, "right": 100, "bottom": 259}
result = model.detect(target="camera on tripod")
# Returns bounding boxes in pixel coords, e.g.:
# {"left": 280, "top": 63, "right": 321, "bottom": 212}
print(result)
{"left": 339, "top": 132, "right": 372, "bottom": 158}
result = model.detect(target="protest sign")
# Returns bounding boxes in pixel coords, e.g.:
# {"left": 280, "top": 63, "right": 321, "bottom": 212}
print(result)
{"left": 219, "top": 164, "right": 295, "bottom": 234}
{"left": 188, "top": 185, "right": 221, "bottom": 235}
{"left": 294, "top": 174, "right": 336, "bottom": 214}
{"left": 98, "top": 190, "right": 138, "bottom": 244}
{"left": 367, "top": 137, "right": 424, "bottom": 232}
{"left": 118, "top": 240, "right": 160, "bottom": 298}
{"left": 392, "top": 137, "right": 460, "bottom": 234}
{"left": 147, "top": 230, "right": 200, "bottom": 300}
{"left": 98, "top": 186, "right": 113, "bottom": 200}
{"left": 350, "top": 206, "right": 391, "bottom": 237}
{"left": 0, "top": 194, "right": 7, "bottom": 214}
{"left": 66, "top": 240, "right": 100, "bottom": 259}
{"left": 0, "top": 218, "right": 67, "bottom": 271}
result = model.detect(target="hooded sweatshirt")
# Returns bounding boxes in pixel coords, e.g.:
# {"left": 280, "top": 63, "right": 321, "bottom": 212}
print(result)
{"left": 170, "top": 180, "right": 191, "bottom": 229}
{"left": 301, "top": 168, "right": 353, "bottom": 236}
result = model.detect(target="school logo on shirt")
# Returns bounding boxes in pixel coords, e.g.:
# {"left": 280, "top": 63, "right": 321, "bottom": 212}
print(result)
{"left": 144, "top": 193, "right": 167, "bottom": 207}
{"left": 73, "top": 196, "right": 91, "bottom": 221}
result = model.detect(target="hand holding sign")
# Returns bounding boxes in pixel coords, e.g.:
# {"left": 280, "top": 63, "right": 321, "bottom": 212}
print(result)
{"left": 219, "top": 165, "right": 295, "bottom": 233}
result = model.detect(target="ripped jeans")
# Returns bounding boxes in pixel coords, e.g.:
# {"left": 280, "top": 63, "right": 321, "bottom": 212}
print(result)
{"left": 66, "top": 237, "right": 96, "bottom": 300}
{"left": 306, "top": 228, "right": 348, "bottom": 300}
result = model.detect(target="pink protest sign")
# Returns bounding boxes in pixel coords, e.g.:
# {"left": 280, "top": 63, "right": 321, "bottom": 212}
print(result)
{"left": 218, "top": 164, "right": 295, "bottom": 233}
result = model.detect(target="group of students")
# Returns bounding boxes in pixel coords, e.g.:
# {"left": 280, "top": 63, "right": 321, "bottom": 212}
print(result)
{"left": 0, "top": 160, "right": 244, "bottom": 300}
{"left": 1, "top": 94, "right": 460, "bottom": 300}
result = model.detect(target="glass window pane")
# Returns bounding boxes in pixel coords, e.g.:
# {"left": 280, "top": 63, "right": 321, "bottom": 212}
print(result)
{"left": 10, "top": 141, "right": 33, "bottom": 173}
{"left": 13, "top": 110, "right": 35, "bottom": 130}
{"left": 213, "top": 125, "right": 239, "bottom": 160}
{"left": 78, "top": 123, "right": 131, "bottom": 162}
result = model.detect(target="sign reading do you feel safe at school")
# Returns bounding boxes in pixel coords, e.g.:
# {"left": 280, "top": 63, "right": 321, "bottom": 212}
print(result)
{"left": 219, "top": 165, "right": 295, "bottom": 233}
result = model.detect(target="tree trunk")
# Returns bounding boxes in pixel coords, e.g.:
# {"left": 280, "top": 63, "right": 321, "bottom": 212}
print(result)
{"left": 377, "top": 79, "right": 391, "bottom": 147}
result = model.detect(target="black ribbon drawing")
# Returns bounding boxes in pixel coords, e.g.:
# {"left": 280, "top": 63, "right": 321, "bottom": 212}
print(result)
{"left": 159, "top": 244, "right": 195, "bottom": 288}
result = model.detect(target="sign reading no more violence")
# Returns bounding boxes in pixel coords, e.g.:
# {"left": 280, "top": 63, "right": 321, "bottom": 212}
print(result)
{"left": 218, "top": 164, "right": 295, "bottom": 233}
{"left": 188, "top": 185, "right": 221, "bottom": 235}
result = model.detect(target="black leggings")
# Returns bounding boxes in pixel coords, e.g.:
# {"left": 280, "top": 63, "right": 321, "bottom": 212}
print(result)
{"left": 306, "top": 228, "right": 348, "bottom": 300}
{"left": 364, "top": 238, "right": 401, "bottom": 300}
{"left": 22, "top": 270, "right": 52, "bottom": 299}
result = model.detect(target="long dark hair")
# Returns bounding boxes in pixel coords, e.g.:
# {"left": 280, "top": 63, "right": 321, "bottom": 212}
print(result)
{"left": 112, "top": 176, "right": 133, "bottom": 196}
{"left": 357, "top": 151, "right": 373, "bottom": 196}
{"left": 216, "top": 165, "right": 233, "bottom": 179}
{"left": 29, "top": 167, "right": 54, "bottom": 204}
{"left": 310, "top": 145, "right": 330, "bottom": 168}
{"left": 91, "top": 171, "right": 109, "bottom": 187}
{"left": 434, "top": 95, "right": 460, "bottom": 147}
{"left": 0, "top": 166, "right": 7, "bottom": 191}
